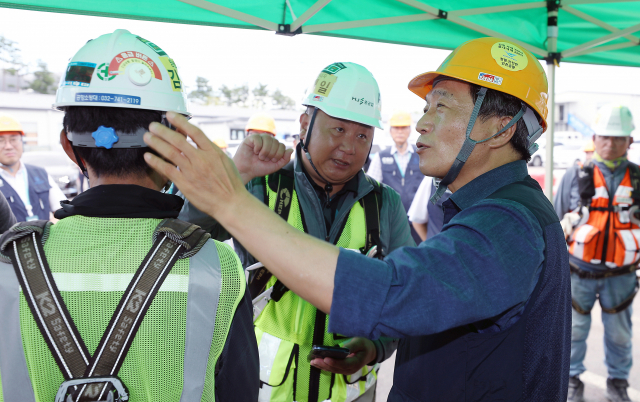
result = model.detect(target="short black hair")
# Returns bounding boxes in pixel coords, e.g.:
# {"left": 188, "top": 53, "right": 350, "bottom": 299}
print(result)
{"left": 62, "top": 106, "right": 162, "bottom": 177}
{"left": 432, "top": 76, "right": 540, "bottom": 162}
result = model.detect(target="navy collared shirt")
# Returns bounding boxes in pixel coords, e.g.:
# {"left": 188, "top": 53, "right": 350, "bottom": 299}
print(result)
{"left": 329, "top": 160, "right": 546, "bottom": 339}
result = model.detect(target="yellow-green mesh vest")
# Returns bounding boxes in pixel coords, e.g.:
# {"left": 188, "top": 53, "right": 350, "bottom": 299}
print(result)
{"left": 255, "top": 174, "right": 377, "bottom": 402}
{"left": 0, "top": 216, "right": 245, "bottom": 402}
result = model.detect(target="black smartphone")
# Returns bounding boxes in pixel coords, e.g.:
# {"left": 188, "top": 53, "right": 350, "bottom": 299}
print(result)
{"left": 309, "top": 345, "right": 351, "bottom": 361}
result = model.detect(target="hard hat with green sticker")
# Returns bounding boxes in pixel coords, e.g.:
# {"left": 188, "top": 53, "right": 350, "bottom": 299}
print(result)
{"left": 302, "top": 62, "right": 383, "bottom": 129}
{"left": 54, "top": 29, "right": 189, "bottom": 116}
{"left": 593, "top": 105, "right": 635, "bottom": 137}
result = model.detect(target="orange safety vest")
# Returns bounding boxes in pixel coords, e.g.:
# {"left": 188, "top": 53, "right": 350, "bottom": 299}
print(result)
{"left": 569, "top": 164, "right": 640, "bottom": 268}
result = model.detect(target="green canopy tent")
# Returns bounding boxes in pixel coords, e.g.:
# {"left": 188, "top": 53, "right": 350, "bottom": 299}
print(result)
{"left": 2, "top": 0, "right": 640, "bottom": 200}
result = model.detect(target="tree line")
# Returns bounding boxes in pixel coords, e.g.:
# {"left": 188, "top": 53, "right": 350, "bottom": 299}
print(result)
{"left": 188, "top": 77, "right": 296, "bottom": 110}
{"left": 1, "top": 35, "right": 57, "bottom": 94}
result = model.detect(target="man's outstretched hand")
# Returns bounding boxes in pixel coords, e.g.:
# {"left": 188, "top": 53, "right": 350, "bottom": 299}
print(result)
{"left": 143, "top": 112, "right": 291, "bottom": 220}
{"left": 234, "top": 134, "right": 293, "bottom": 185}
{"left": 144, "top": 111, "right": 339, "bottom": 315}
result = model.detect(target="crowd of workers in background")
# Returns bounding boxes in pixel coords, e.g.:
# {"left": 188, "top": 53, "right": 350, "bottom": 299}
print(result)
{"left": 0, "top": 27, "right": 638, "bottom": 402}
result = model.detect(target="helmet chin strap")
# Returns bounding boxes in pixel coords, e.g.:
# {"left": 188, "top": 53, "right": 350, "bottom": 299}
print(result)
{"left": 301, "top": 106, "right": 363, "bottom": 195}
{"left": 430, "top": 87, "right": 531, "bottom": 204}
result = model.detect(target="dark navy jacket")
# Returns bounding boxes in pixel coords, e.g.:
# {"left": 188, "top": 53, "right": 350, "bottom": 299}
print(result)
{"left": 379, "top": 146, "right": 423, "bottom": 244}
{"left": 0, "top": 164, "right": 50, "bottom": 222}
{"left": 426, "top": 180, "right": 450, "bottom": 240}
{"left": 329, "top": 161, "right": 571, "bottom": 401}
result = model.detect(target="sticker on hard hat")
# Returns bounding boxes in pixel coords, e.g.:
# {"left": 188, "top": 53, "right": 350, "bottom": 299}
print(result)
{"left": 322, "top": 62, "right": 347, "bottom": 75}
{"left": 96, "top": 63, "right": 115, "bottom": 81}
{"left": 63, "top": 62, "right": 96, "bottom": 88}
{"left": 491, "top": 42, "right": 528, "bottom": 72}
{"left": 159, "top": 57, "right": 182, "bottom": 92}
{"left": 312, "top": 95, "right": 324, "bottom": 102}
{"left": 136, "top": 36, "right": 167, "bottom": 56}
{"left": 108, "top": 51, "right": 162, "bottom": 80}
{"left": 75, "top": 93, "right": 141, "bottom": 105}
{"left": 478, "top": 72, "right": 503, "bottom": 85}
{"left": 314, "top": 73, "right": 337, "bottom": 96}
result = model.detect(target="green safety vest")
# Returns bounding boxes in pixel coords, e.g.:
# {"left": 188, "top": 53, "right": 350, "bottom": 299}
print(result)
{"left": 255, "top": 172, "right": 380, "bottom": 402}
{"left": 0, "top": 216, "right": 245, "bottom": 402}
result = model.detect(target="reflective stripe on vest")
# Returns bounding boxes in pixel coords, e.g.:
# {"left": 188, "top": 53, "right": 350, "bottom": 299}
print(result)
{"left": 569, "top": 165, "right": 640, "bottom": 267}
{"left": 0, "top": 240, "right": 244, "bottom": 402}
{"left": 254, "top": 177, "right": 376, "bottom": 402}
{"left": 256, "top": 328, "right": 377, "bottom": 402}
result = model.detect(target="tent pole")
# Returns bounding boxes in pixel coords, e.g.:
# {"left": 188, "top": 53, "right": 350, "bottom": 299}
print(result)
{"left": 545, "top": 3, "right": 559, "bottom": 201}
{"left": 546, "top": 62, "right": 556, "bottom": 200}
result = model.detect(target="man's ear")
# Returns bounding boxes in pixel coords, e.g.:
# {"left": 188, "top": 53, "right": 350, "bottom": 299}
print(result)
{"left": 60, "top": 130, "right": 82, "bottom": 167}
{"left": 299, "top": 112, "right": 309, "bottom": 142}
{"left": 486, "top": 116, "right": 517, "bottom": 149}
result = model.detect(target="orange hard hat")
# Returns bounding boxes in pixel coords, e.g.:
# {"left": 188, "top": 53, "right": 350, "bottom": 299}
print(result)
{"left": 583, "top": 139, "right": 595, "bottom": 152}
{"left": 389, "top": 111, "right": 412, "bottom": 127}
{"left": 408, "top": 37, "right": 548, "bottom": 131}
{"left": 246, "top": 113, "right": 276, "bottom": 136}
{"left": 0, "top": 115, "right": 24, "bottom": 135}
{"left": 213, "top": 138, "right": 228, "bottom": 149}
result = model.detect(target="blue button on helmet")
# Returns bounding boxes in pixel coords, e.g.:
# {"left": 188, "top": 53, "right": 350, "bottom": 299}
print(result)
{"left": 92, "top": 126, "right": 119, "bottom": 149}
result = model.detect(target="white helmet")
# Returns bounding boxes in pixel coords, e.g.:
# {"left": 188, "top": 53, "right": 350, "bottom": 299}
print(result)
{"left": 54, "top": 29, "right": 189, "bottom": 116}
{"left": 593, "top": 105, "right": 634, "bottom": 137}
{"left": 302, "top": 62, "right": 382, "bottom": 129}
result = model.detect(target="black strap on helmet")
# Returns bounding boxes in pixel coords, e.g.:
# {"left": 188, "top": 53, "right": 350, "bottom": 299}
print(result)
{"left": 430, "top": 87, "right": 535, "bottom": 204}
{"left": 302, "top": 107, "right": 335, "bottom": 193}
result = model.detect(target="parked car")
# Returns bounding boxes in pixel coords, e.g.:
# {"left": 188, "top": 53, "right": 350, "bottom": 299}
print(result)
{"left": 21, "top": 151, "right": 78, "bottom": 198}
{"left": 529, "top": 139, "right": 584, "bottom": 169}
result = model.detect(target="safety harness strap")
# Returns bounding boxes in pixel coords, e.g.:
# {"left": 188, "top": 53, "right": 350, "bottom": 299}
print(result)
{"left": 569, "top": 260, "right": 640, "bottom": 280}
{"left": 248, "top": 170, "right": 296, "bottom": 300}
{"left": 259, "top": 344, "right": 299, "bottom": 388}
{"left": 0, "top": 218, "right": 209, "bottom": 402}
{"left": 360, "top": 177, "right": 383, "bottom": 259}
{"left": 572, "top": 279, "right": 639, "bottom": 315}
{"left": 628, "top": 163, "right": 640, "bottom": 203}
{"left": 577, "top": 160, "right": 596, "bottom": 207}
{"left": 1, "top": 220, "right": 91, "bottom": 381}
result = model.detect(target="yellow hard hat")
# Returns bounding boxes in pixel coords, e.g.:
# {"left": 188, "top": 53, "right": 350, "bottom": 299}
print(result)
{"left": 213, "top": 138, "right": 228, "bottom": 149}
{"left": 583, "top": 139, "right": 595, "bottom": 152}
{"left": 246, "top": 113, "right": 276, "bottom": 136}
{"left": 408, "top": 37, "right": 549, "bottom": 131}
{"left": 390, "top": 111, "right": 412, "bottom": 127}
{"left": 0, "top": 114, "right": 24, "bottom": 135}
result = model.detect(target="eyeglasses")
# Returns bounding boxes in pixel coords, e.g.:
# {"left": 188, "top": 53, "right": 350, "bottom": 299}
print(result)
{"left": 0, "top": 136, "right": 22, "bottom": 146}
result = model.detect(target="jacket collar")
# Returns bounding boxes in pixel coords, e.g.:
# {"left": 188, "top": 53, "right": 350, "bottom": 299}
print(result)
{"left": 54, "top": 184, "right": 184, "bottom": 219}
{"left": 449, "top": 160, "right": 529, "bottom": 211}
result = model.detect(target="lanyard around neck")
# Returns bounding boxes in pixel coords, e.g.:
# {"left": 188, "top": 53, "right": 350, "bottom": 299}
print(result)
{"left": 20, "top": 165, "right": 34, "bottom": 214}
{"left": 392, "top": 152, "right": 406, "bottom": 178}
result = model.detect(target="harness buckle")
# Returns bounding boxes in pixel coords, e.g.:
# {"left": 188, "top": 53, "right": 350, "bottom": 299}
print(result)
{"left": 252, "top": 286, "right": 274, "bottom": 322}
{"left": 55, "top": 376, "right": 129, "bottom": 402}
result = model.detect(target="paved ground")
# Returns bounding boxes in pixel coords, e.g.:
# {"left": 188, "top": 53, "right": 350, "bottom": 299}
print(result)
{"left": 374, "top": 300, "right": 640, "bottom": 401}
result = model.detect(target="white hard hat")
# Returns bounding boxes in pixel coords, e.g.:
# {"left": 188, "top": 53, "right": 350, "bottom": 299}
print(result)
{"left": 593, "top": 105, "right": 634, "bottom": 137}
{"left": 302, "top": 62, "right": 383, "bottom": 129}
{"left": 54, "top": 29, "right": 189, "bottom": 116}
